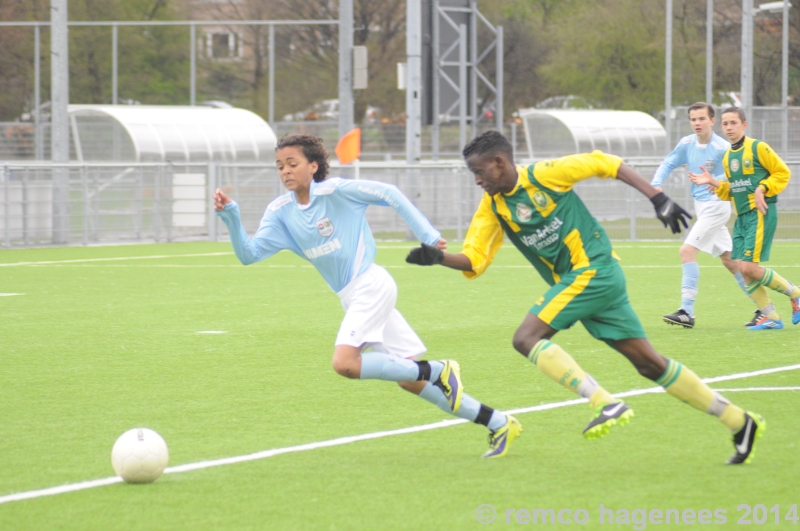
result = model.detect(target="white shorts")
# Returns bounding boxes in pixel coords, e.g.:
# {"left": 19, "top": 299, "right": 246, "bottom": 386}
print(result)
{"left": 684, "top": 199, "right": 733, "bottom": 258}
{"left": 335, "top": 264, "right": 426, "bottom": 359}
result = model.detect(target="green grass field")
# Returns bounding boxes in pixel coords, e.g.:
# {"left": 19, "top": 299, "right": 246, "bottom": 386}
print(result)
{"left": 1, "top": 241, "right": 799, "bottom": 530}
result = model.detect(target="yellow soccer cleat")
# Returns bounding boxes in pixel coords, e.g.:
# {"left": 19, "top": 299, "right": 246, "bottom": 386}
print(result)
{"left": 482, "top": 415, "right": 522, "bottom": 458}
{"left": 583, "top": 402, "right": 634, "bottom": 440}
{"left": 433, "top": 360, "right": 464, "bottom": 413}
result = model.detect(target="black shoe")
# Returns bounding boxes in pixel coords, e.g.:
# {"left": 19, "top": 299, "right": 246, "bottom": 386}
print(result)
{"left": 662, "top": 309, "right": 695, "bottom": 328}
{"left": 744, "top": 309, "right": 764, "bottom": 327}
{"left": 727, "top": 412, "right": 766, "bottom": 465}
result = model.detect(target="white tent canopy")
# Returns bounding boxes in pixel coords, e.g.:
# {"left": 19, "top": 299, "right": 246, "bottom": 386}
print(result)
{"left": 69, "top": 105, "right": 277, "bottom": 163}
{"left": 518, "top": 109, "right": 667, "bottom": 160}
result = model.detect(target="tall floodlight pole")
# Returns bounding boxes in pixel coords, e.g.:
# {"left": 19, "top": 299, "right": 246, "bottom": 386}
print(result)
{"left": 665, "top": 0, "right": 673, "bottom": 150}
{"left": 339, "top": 0, "right": 354, "bottom": 138}
{"left": 781, "top": 0, "right": 789, "bottom": 155}
{"left": 51, "top": 0, "right": 70, "bottom": 244}
{"left": 706, "top": 0, "right": 714, "bottom": 104}
{"left": 741, "top": 0, "right": 754, "bottom": 117}
{"left": 406, "top": 0, "right": 421, "bottom": 164}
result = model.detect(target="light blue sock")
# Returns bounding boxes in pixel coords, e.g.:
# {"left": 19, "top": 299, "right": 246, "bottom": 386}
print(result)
{"left": 734, "top": 272, "right": 750, "bottom": 297}
{"left": 359, "top": 354, "right": 444, "bottom": 383}
{"left": 359, "top": 353, "right": 420, "bottom": 381}
{"left": 681, "top": 262, "right": 700, "bottom": 316}
{"left": 419, "top": 382, "right": 507, "bottom": 430}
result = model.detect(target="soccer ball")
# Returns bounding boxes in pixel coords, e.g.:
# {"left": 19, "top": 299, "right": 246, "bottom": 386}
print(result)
{"left": 111, "top": 428, "right": 169, "bottom": 483}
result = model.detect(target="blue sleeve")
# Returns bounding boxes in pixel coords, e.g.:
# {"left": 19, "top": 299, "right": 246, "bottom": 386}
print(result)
{"left": 336, "top": 179, "right": 442, "bottom": 245}
{"left": 215, "top": 201, "right": 291, "bottom": 265}
{"left": 651, "top": 141, "right": 687, "bottom": 187}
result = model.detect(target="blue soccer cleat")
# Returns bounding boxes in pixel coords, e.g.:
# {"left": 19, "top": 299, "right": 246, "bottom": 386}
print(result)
{"left": 747, "top": 316, "right": 784, "bottom": 330}
{"left": 791, "top": 297, "right": 800, "bottom": 325}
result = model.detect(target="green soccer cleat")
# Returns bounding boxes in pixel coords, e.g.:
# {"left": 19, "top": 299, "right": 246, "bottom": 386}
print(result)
{"left": 727, "top": 412, "right": 766, "bottom": 465}
{"left": 583, "top": 402, "right": 634, "bottom": 440}
{"left": 433, "top": 360, "right": 463, "bottom": 413}
{"left": 482, "top": 415, "right": 522, "bottom": 458}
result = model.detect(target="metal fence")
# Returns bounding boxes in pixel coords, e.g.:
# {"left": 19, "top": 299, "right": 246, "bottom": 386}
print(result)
{"left": 1, "top": 160, "right": 799, "bottom": 248}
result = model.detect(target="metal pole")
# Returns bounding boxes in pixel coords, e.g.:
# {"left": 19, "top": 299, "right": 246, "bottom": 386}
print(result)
{"left": 82, "top": 165, "right": 88, "bottom": 245}
{"left": 3, "top": 165, "right": 9, "bottom": 247}
{"left": 432, "top": 0, "right": 440, "bottom": 161}
{"left": 406, "top": 0, "right": 421, "bottom": 164}
{"left": 34, "top": 24, "right": 42, "bottom": 161}
{"left": 112, "top": 23, "right": 118, "bottom": 104}
{"left": 781, "top": 1, "right": 788, "bottom": 156}
{"left": 496, "top": 25, "right": 503, "bottom": 133}
{"left": 208, "top": 162, "right": 217, "bottom": 241}
{"left": 338, "top": 0, "right": 354, "bottom": 137}
{"left": 469, "top": 2, "right": 477, "bottom": 140}
{"left": 741, "top": 0, "right": 753, "bottom": 116}
{"left": 458, "top": 24, "right": 467, "bottom": 152}
{"left": 50, "top": 0, "right": 70, "bottom": 245}
{"left": 269, "top": 24, "right": 275, "bottom": 124}
{"left": 706, "top": 0, "right": 713, "bottom": 104}
{"left": 665, "top": 0, "right": 673, "bottom": 152}
{"left": 190, "top": 23, "right": 196, "bottom": 106}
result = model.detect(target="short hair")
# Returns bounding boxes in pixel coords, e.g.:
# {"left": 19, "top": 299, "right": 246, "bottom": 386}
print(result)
{"left": 721, "top": 106, "right": 747, "bottom": 122}
{"left": 688, "top": 102, "right": 715, "bottom": 118}
{"left": 275, "top": 134, "right": 330, "bottom": 182}
{"left": 462, "top": 130, "right": 513, "bottom": 162}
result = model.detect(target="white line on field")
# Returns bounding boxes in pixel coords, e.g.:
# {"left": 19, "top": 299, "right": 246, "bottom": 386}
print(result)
{"left": 1, "top": 363, "right": 799, "bottom": 506}
{"left": 0, "top": 293, "right": 24, "bottom": 296}
{"left": 0, "top": 252, "right": 234, "bottom": 267}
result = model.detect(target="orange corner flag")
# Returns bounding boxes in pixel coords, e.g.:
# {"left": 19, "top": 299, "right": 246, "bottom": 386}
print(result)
{"left": 335, "top": 127, "right": 361, "bottom": 165}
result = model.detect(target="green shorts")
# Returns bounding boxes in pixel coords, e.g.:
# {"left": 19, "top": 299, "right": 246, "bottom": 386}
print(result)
{"left": 530, "top": 264, "right": 646, "bottom": 342}
{"left": 732, "top": 207, "right": 777, "bottom": 263}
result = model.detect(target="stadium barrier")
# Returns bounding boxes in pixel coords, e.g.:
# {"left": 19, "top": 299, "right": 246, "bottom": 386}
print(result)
{"left": 0, "top": 160, "right": 798, "bottom": 248}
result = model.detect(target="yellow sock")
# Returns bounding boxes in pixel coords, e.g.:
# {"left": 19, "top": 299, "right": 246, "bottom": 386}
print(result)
{"left": 746, "top": 282, "right": 779, "bottom": 319}
{"left": 656, "top": 359, "right": 745, "bottom": 431}
{"left": 528, "top": 340, "right": 614, "bottom": 409}
{"left": 761, "top": 268, "right": 800, "bottom": 298}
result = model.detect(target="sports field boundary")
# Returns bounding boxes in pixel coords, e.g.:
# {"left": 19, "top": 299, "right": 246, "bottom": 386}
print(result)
{"left": 1, "top": 363, "right": 798, "bottom": 506}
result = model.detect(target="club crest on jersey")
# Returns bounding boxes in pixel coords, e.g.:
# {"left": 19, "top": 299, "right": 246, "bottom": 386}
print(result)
{"left": 744, "top": 158, "right": 752, "bottom": 169}
{"left": 316, "top": 217, "right": 334, "bottom": 237}
{"left": 730, "top": 159, "right": 740, "bottom": 172}
{"left": 704, "top": 160, "right": 715, "bottom": 172}
{"left": 532, "top": 191, "right": 549, "bottom": 209}
{"left": 516, "top": 202, "right": 533, "bottom": 222}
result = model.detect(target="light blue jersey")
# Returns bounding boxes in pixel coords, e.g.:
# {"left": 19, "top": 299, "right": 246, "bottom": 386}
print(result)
{"left": 216, "top": 177, "right": 441, "bottom": 293}
{"left": 651, "top": 133, "right": 731, "bottom": 202}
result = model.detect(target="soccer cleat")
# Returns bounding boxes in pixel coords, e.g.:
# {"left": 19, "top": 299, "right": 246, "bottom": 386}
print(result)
{"left": 433, "top": 360, "right": 463, "bottom": 413}
{"left": 727, "top": 412, "right": 766, "bottom": 465}
{"left": 792, "top": 297, "right": 800, "bottom": 325}
{"left": 747, "top": 316, "right": 784, "bottom": 330}
{"left": 583, "top": 402, "right": 634, "bottom": 440}
{"left": 482, "top": 415, "right": 522, "bottom": 458}
{"left": 744, "top": 309, "right": 764, "bottom": 327}
{"left": 662, "top": 309, "right": 695, "bottom": 329}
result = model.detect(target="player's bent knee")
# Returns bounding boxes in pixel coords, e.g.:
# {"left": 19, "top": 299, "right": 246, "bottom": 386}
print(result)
{"left": 331, "top": 356, "right": 360, "bottom": 379}
{"left": 512, "top": 332, "right": 543, "bottom": 357}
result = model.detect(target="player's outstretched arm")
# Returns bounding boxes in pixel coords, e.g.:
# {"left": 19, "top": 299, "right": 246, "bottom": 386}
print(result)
{"left": 616, "top": 164, "right": 691, "bottom": 234}
{"left": 406, "top": 243, "right": 474, "bottom": 271}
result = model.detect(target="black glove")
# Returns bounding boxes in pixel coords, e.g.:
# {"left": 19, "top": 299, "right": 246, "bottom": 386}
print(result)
{"left": 650, "top": 192, "right": 691, "bottom": 234}
{"left": 405, "top": 243, "right": 444, "bottom": 266}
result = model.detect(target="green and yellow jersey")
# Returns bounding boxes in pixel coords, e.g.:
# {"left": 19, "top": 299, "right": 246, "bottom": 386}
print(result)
{"left": 461, "top": 151, "right": 622, "bottom": 285}
{"left": 718, "top": 137, "right": 790, "bottom": 215}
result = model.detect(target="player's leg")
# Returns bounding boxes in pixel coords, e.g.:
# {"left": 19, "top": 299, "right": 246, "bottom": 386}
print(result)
{"left": 662, "top": 243, "right": 699, "bottom": 327}
{"left": 382, "top": 310, "right": 521, "bottom": 458}
{"left": 719, "top": 251, "right": 763, "bottom": 326}
{"left": 514, "top": 269, "right": 631, "bottom": 439}
{"left": 611, "top": 337, "right": 765, "bottom": 464}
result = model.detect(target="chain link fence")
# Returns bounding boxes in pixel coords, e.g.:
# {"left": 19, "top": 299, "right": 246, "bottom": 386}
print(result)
{"left": 1, "top": 160, "right": 798, "bottom": 248}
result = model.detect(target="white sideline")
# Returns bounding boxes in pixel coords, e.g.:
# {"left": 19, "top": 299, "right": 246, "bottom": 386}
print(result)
{"left": 1, "top": 363, "right": 799, "bottom": 506}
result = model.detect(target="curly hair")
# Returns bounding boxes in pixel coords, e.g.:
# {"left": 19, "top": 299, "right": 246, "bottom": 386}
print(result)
{"left": 275, "top": 134, "right": 330, "bottom": 182}
{"left": 462, "top": 130, "right": 514, "bottom": 162}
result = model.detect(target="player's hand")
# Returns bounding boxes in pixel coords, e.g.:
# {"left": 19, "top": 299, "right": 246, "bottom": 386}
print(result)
{"left": 755, "top": 186, "right": 768, "bottom": 215}
{"left": 213, "top": 189, "right": 232, "bottom": 211}
{"left": 688, "top": 166, "right": 716, "bottom": 186}
{"left": 435, "top": 238, "right": 447, "bottom": 251}
{"left": 653, "top": 186, "right": 663, "bottom": 193}
{"left": 650, "top": 192, "right": 691, "bottom": 234}
{"left": 405, "top": 243, "right": 445, "bottom": 266}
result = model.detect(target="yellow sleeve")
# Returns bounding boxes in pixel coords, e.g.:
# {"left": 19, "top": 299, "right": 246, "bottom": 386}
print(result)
{"left": 757, "top": 142, "right": 791, "bottom": 197}
{"left": 533, "top": 150, "right": 624, "bottom": 192}
{"left": 460, "top": 193, "right": 504, "bottom": 279}
{"left": 715, "top": 180, "right": 731, "bottom": 201}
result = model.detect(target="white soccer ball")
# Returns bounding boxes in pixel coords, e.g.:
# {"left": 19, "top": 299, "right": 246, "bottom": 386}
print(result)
{"left": 111, "top": 428, "right": 169, "bottom": 483}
